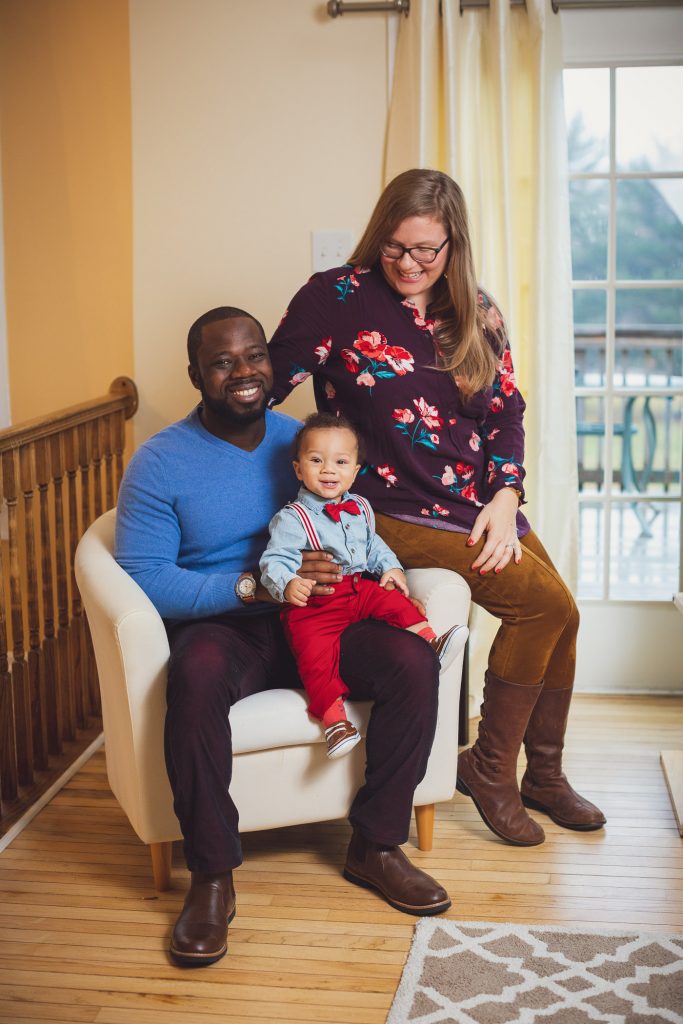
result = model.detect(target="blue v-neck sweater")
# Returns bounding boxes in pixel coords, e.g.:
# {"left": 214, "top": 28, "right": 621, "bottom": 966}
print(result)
{"left": 115, "top": 407, "right": 300, "bottom": 620}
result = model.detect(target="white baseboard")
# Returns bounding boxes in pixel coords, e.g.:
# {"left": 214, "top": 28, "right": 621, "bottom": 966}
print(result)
{"left": 0, "top": 733, "right": 104, "bottom": 854}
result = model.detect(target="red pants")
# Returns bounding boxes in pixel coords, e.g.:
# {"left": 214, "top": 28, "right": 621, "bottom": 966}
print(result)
{"left": 281, "top": 574, "right": 425, "bottom": 720}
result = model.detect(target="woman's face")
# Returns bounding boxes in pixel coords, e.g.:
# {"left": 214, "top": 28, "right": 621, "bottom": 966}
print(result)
{"left": 379, "top": 214, "right": 450, "bottom": 310}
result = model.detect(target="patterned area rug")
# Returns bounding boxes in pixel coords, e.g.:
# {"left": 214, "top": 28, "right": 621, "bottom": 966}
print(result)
{"left": 387, "top": 920, "right": 683, "bottom": 1024}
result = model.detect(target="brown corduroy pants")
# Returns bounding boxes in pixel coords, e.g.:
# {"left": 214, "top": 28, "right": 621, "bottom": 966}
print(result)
{"left": 375, "top": 514, "right": 579, "bottom": 690}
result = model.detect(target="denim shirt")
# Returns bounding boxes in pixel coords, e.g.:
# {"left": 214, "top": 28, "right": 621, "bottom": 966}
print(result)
{"left": 259, "top": 486, "right": 402, "bottom": 603}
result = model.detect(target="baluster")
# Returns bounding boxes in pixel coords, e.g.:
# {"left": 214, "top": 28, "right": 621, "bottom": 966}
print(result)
{"left": 101, "top": 415, "right": 115, "bottom": 512}
{"left": 20, "top": 443, "right": 48, "bottom": 771}
{"left": 90, "top": 418, "right": 104, "bottom": 521}
{"left": 64, "top": 428, "right": 87, "bottom": 730}
{"left": 112, "top": 408, "right": 126, "bottom": 496}
{"left": 0, "top": 533, "right": 19, "bottom": 806}
{"left": 50, "top": 433, "right": 76, "bottom": 742}
{"left": 35, "top": 438, "right": 63, "bottom": 756}
{"left": 77, "top": 422, "right": 93, "bottom": 532}
{"left": 77, "top": 422, "right": 99, "bottom": 715}
{"left": 2, "top": 449, "right": 33, "bottom": 786}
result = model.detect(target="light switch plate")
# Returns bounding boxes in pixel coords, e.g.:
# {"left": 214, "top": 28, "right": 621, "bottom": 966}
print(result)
{"left": 311, "top": 230, "right": 353, "bottom": 274}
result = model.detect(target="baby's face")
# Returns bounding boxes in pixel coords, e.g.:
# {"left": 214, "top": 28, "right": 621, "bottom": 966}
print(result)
{"left": 293, "top": 427, "right": 361, "bottom": 502}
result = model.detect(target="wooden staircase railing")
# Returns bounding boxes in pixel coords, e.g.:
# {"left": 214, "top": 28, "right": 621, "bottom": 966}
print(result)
{"left": 0, "top": 377, "right": 138, "bottom": 833}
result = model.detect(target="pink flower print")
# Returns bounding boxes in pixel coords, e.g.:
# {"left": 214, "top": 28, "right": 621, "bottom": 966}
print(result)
{"left": 487, "top": 428, "right": 500, "bottom": 440}
{"left": 433, "top": 504, "right": 449, "bottom": 517}
{"left": 384, "top": 345, "right": 414, "bottom": 375}
{"left": 487, "top": 460, "right": 495, "bottom": 473}
{"left": 324, "top": 380, "right": 336, "bottom": 400}
{"left": 377, "top": 464, "right": 398, "bottom": 487}
{"left": 412, "top": 397, "right": 442, "bottom": 430}
{"left": 500, "top": 374, "right": 516, "bottom": 397}
{"left": 449, "top": 418, "right": 457, "bottom": 426}
{"left": 469, "top": 431, "right": 481, "bottom": 452}
{"left": 357, "top": 371, "right": 375, "bottom": 388}
{"left": 315, "top": 337, "right": 332, "bottom": 364}
{"left": 501, "top": 463, "right": 520, "bottom": 476}
{"left": 289, "top": 370, "right": 311, "bottom": 386}
{"left": 490, "top": 395, "right": 504, "bottom": 412}
{"left": 461, "top": 483, "right": 479, "bottom": 503}
{"left": 421, "top": 507, "right": 431, "bottom": 516}
{"left": 393, "top": 408, "right": 416, "bottom": 425}
{"left": 429, "top": 433, "right": 440, "bottom": 445}
{"left": 341, "top": 348, "right": 360, "bottom": 374}
{"left": 441, "top": 465, "right": 455, "bottom": 486}
{"left": 355, "top": 330, "right": 387, "bottom": 361}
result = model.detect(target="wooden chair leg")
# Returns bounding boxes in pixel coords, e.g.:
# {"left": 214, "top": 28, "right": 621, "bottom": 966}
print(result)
{"left": 415, "top": 803, "right": 434, "bottom": 851}
{"left": 150, "top": 841, "right": 172, "bottom": 891}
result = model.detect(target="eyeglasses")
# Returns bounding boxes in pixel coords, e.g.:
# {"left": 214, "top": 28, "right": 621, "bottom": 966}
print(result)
{"left": 380, "top": 238, "right": 449, "bottom": 265}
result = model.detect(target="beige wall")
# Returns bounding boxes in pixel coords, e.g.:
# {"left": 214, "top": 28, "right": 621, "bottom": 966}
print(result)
{"left": 0, "top": 0, "right": 133, "bottom": 424}
{"left": 130, "top": 0, "right": 390, "bottom": 440}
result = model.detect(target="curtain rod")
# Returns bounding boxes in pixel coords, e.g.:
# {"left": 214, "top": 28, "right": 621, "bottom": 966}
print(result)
{"left": 326, "top": 0, "right": 683, "bottom": 16}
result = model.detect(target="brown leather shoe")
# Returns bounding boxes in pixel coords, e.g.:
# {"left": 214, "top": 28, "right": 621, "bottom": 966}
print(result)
{"left": 456, "top": 671, "right": 545, "bottom": 847}
{"left": 343, "top": 828, "right": 451, "bottom": 916}
{"left": 170, "top": 871, "right": 236, "bottom": 967}
{"left": 521, "top": 685, "right": 606, "bottom": 831}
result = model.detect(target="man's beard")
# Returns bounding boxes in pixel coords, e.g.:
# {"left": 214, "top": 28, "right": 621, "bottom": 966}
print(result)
{"left": 199, "top": 385, "right": 272, "bottom": 427}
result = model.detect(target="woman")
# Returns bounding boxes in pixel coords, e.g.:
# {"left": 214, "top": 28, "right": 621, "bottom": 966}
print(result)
{"left": 268, "top": 168, "right": 605, "bottom": 846}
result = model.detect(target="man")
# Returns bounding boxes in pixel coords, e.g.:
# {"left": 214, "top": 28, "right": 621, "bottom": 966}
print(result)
{"left": 115, "top": 306, "right": 450, "bottom": 968}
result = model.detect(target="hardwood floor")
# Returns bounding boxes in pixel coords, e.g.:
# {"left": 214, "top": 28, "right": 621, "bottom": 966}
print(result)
{"left": 0, "top": 694, "right": 681, "bottom": 1024}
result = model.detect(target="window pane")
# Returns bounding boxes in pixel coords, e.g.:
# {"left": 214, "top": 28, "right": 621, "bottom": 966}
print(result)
{"left": 609, "top": 501, "right": 680, "bottom": 600}
{"left": 574, "top": 289, "right": 606, "bottom": 387}
{"left": 578, "top": 502, "right": 605, "bottom": 599}
{"left": 616, "top": 67, "right": 683, "bottom": 173}
{"left": 577, "top": 396, "right": 606, "bottom": 493}
{"left": 565, "top": 68, "right": 610, "bottom": 173}
{"left": 611, "top": 395, "right": 682, "bottom": 497}
{"left": 615, "top": 288, "right": 682, "bottom": 388}
{"left": 616, "top": 179, "right": 683, "bottom": 280}
{"left": 571, "top": 180, "right": 608, "bottom": 280}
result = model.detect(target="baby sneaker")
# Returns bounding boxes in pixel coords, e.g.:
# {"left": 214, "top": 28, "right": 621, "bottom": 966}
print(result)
{"left": 325, "top": 720, "right": 361, "bottom": 759}
{"left": 429, "top": 624, "right": 469, "bottom": 673}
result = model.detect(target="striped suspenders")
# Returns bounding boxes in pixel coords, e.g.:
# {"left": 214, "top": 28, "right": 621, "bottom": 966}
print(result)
{"left": 286, "top": 495, "right": 373, "bottom": 550}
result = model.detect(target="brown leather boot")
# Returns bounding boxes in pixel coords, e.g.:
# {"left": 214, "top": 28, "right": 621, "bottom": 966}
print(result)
{"left": 456, "top": 672, "right": 545, "bottom": 846}
{"left": 521, "top": 685, "right": 606, "bottom": 831}
{"left": 170, "top": 871, "right": 236, "bottom": 966}
{"left": 343, "top": 828, "right": 451, "bottom": 916}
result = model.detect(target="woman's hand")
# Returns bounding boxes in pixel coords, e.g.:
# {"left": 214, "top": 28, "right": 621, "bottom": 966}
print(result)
{"left": 298, "top": 549, "right": 343, "bottom": 595}
{"left": 468, "top": 488, "right": 522, "bottom": 575}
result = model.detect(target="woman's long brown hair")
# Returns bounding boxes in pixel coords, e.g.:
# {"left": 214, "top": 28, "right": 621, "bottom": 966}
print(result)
{"left": 349, "top": 169, "right": 505, "bottom": 397}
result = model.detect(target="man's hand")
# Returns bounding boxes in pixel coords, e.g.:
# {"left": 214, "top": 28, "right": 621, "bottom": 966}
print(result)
{"left": 284, "top": 576, "right": 316, "bottom": 607}
{"left": 468, "top": 488, "right": 522, "bottom": 575}
{"left": 380, "top": 567, "right": 410, "bottom": 596}
{"left": 298, "top": 549, "right": 342, "bottom": 596}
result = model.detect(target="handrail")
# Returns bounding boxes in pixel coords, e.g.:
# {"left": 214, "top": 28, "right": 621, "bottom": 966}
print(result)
{"left": 0, "top": 377, "right": 138, "bottom": 452}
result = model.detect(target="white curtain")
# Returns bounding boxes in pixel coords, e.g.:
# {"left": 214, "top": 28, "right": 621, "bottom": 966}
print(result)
{"left": 385, "top": 0, "right": 578, "bottom": 711}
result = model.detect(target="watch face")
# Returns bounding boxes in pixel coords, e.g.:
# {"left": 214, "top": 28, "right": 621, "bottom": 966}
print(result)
{"left": 237, "top": 574, "right": 256, "bottom": 598}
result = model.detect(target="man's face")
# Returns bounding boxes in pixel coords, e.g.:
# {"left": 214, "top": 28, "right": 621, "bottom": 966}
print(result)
{"left": 189, "top": 317, "right": 274, "bottom": 426}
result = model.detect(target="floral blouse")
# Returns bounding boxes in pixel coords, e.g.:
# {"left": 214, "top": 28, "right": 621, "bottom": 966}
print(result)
{"left": 268, "top": 264, "right": 530, "bottom": 538}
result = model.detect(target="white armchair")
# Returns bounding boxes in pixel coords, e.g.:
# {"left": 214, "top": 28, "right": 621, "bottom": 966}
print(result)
{"left": 75, "top": 509, "right": 471, "bottom": 890}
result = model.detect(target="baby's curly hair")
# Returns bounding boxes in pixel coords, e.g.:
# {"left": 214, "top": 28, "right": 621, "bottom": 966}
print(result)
{"left": 293, "top": 412, "right": 366, "bottom": 464}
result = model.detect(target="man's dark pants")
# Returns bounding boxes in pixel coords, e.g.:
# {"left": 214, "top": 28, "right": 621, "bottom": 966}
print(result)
{"left": 164, "top": 608, "right": 440, "bottom": 874}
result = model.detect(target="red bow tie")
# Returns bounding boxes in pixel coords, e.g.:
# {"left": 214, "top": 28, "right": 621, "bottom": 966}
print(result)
{"left": 324, "top": 499, "right": 360, "bottom": 522}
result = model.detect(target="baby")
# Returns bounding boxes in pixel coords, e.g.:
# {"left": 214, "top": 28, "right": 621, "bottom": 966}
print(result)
{"left": 259, "top": 412, "right": 469, "bottom": 759}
